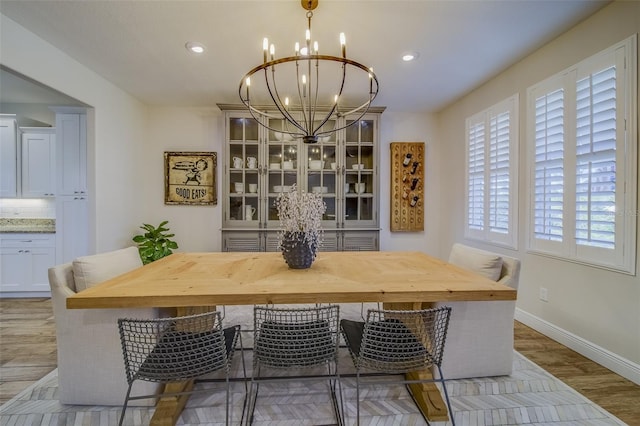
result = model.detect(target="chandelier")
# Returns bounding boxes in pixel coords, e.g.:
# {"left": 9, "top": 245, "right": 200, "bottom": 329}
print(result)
{"left": 239, "top": 0, "right": 379, "bottom": 144}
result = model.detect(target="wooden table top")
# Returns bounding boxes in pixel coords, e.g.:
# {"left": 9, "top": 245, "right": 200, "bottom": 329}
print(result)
{"left": 66, "top": 251, "right": 517, "bottom": 309}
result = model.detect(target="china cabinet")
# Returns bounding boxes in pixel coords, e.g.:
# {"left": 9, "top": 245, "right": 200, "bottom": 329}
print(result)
{"left": 218, "top": 104, "right": 384, "bottom": 252}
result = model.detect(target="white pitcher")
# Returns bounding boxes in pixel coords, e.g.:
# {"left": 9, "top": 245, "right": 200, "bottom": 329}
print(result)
{"left": 247, "top": 157, "right": 257, "bottom": 169}
{"left": 245, "top": 205, "right": 256, "bottom": 220}
{"left": 233, "top": 157, "right": 243, "bottom": 169}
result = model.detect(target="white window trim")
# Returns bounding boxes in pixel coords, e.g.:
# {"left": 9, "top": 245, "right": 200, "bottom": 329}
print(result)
{"left": 526, "top": 35, "right": 637, "bottom": 275}
{"left": 464, "top": 94, "right": 519, "bottom": 249}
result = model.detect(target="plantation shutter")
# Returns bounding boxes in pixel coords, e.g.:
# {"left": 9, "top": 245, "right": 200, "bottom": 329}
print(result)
{"left": 489, "top": 111, "right": 511, "bottom": 234}
{"left": 533, "top": 88, "right": 565, "bottom": 242}
{"left": 575, "top": 66, "right": 617, "bottom": 249}
{"left": 467, "top": 121, "right": 485, "bottom": 232}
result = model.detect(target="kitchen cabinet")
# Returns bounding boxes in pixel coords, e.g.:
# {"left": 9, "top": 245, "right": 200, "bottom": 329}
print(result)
{"left": 218, "top": 104, "right": 383, "bottom": 252}
{"left": 21, "top": 127, "right": 56, "bottom": 197}
{"left": 56, "top": 194, "right": 89, "bottom": 263}
{"left": 53, "top": 110, "right": 90, "bottom": 263}
{"left": 0, "top": 233, "right": 55, "bottom": 296}
{"left": 56, "top": 113, "right": 87, "bottom": 195}
{"left": 0, "top": 115, "right": 18, "bottom": 198}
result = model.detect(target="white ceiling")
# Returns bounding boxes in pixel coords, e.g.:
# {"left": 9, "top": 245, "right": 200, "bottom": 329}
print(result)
{"left": 0, "top": 0, "right": 610, "bottom": 112}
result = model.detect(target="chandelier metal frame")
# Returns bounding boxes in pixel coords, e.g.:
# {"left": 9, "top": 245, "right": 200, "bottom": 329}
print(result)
{"left": 239, "top": 0, "right": 379, "bottom": 144}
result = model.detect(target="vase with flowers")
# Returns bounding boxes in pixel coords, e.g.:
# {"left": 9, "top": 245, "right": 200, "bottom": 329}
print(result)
{"left": 275, "top": 184, "right": 327, "bottom": 269}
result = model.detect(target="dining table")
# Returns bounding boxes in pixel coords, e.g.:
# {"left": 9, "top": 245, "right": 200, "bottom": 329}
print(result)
{"left": 67, "top": 250, "right": 517, "bottom": 426}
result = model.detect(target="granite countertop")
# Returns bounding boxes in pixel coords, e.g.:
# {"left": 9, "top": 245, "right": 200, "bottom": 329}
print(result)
{"left": 0, "top": 218, "right": 56, "bottom": 233}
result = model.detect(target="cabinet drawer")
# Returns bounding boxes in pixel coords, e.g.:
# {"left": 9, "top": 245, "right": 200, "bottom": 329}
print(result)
{"left": 0, "top": 233, "right": 56, "bottom": 248}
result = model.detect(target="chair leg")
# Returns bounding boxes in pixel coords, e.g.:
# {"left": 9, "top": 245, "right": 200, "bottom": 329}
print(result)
{"left": 435, "top": 365, "right": 456, "bottom": 426}
{"left": 225, "top": 374, "right": 230, "bottom": 426}
{"left": 326, "top": 361, "right": 344, "bottom": 426}
{"left": 118, "top": 383, "right": 134, "bottom": 426}
{"left": 355, "top": 371, "right": 361, "bottom": 426}
{"left": 237, "top": 332, "right": 248, "bottom": 426}
{"left": 246, "top": 364, "right": 261, "bottom": 425}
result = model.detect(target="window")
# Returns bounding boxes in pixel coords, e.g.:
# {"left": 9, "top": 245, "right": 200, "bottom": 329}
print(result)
{"left": 465, "top": 94, "right": 519, "bottom": 248}
{"left": 527, "top": 36, "right": 637, "bottom": 274}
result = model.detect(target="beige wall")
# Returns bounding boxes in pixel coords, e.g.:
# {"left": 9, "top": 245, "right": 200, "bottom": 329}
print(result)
{"left": 142, "top": 107, "right": 224, "bottom": 252}
{"left": 437, "top": 0, "right": 640, "bottom": 377}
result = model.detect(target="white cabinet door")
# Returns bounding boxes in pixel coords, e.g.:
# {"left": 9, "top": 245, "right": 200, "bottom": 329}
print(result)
{"left": 56, "top": 195, "right": 90, "bottom": 263}
{"left": 29, "top": 247, "right": 56, "bottom": 292}
{"left": 0, "top": 248, "right": 28, "bottom": 292}
{"left": 0, "top": 117, "right": 18, "bottom": 198}
{"left": 21, "top": 130, "right": 56, "bottom": 197}
{"left": 56, "top": 113, "right": 87, "bottom": 195}
{"left": 0, "top": 234, "right": 55, "bottom": 294}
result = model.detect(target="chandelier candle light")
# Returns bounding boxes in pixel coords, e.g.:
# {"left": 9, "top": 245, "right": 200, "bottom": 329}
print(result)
{"left": 239, "top": 0, "right": 379, "bottom": 144}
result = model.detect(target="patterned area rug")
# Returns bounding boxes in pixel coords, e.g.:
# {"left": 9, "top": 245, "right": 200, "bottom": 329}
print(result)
{"left": 0, "top": 305, "right": 628, "bottom": 426}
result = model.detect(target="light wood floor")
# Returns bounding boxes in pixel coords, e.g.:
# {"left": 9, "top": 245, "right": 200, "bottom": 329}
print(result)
{"left": 1, "top": 298, "right": 639, "bottom": 425}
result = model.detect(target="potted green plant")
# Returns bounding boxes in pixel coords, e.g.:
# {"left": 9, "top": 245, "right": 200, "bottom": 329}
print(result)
{"left": 274, "top": 185, "right": 326, "bottom": 269}
{"left": 132, "top": 220, "right": 178, "bottom": 264}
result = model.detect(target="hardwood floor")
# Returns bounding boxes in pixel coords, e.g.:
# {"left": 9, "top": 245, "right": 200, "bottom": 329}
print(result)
{"left": 0, "top": 298, "right": 57, "bottom": 405}
{"left": 1, "top": 298, "right": 639, "bottom": 425}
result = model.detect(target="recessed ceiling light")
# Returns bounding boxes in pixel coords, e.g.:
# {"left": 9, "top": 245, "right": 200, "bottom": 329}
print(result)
{"left": 402, "top": 52, "right": 419, "bottom": 62}
{"left": 185, "top": 42, "right": 206, "bottom": 54}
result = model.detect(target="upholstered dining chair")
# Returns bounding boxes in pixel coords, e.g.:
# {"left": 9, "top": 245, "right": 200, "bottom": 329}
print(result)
{"left": 247, "top": 305, "right": 344, "bottom": 425}
{"left": 48, "top": 246, "right": 165, "bottom": 406}
{"left": 429, "top": 243, "right": 521, "bottom": 379}
{"left": 117, "top": 311, "right": 246, "bottom": 426}
{"left": 341, "top": 307, "right": 454, "bottom": 426}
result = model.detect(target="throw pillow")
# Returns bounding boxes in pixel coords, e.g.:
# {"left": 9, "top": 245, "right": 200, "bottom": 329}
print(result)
{"left": 72, "top": 246, "right": 142, "bottom": 292}
{"left": 449, "top": 245, "right": 503, "bottom": 282}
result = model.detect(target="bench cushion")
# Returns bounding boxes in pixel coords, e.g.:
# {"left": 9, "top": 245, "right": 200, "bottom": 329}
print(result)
{"left": 72, "top": 246, "right": 142, "bottom": 292}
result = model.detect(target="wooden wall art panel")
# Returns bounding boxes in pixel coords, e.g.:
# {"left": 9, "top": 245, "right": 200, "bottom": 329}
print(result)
{"left": 390, "top": 142, "right": 424, "bottom": 232}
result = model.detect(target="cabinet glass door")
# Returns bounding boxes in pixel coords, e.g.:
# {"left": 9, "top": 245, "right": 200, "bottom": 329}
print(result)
{"left": 228, "top": 115, "right": 260, "bottom": 223}
{"left": 344, "top": 118, "right": 376, "bottom": 224}
{"left": 266, "top": 119, "right": 299, "bottom": 224}
{"left": 306, "top": 120, "right": 337, "bottom": 225}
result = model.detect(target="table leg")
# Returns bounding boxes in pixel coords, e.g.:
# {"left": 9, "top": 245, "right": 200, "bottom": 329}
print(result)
{"left": 382, "top": 302, "right": 450, "bottom": 423}
{"left": 148, "top": 306, "right": 217, "bottom": 426}
{"left": 150, "top": 381, "right": 194, "bottom": 426}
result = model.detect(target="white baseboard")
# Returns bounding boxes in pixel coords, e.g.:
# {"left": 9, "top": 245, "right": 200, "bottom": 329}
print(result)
{"left": 515, "top": 308, "right": 640, "bottom": 386}
{"left": 0, "top": 291, "right": 51, "bottom": 298}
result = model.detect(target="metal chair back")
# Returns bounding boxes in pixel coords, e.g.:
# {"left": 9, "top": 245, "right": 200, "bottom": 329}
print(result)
{"left": 117, "top": 311, "right": 243, "bottom": 425}
{"left": 341, "top": 306, "right": 454, "bottom": 425}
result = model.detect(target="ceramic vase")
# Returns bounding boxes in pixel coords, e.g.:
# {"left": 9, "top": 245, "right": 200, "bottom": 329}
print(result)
{"left": 280, "top": 232, "right": 318, "bottom": 269}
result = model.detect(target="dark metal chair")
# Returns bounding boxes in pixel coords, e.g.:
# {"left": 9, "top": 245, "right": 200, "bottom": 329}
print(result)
{"left": 340, "top": 306, "right": 454, "bottom": 425}
{"left": 117, "top": 311, "right": 245, "bottom": 426}
{"left": 247, "top": 304, "right": 344, "bottom": 425}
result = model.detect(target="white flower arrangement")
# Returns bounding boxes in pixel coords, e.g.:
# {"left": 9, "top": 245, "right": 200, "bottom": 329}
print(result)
{"left": 275, "top": 184, "right": 327, "bottom": 250}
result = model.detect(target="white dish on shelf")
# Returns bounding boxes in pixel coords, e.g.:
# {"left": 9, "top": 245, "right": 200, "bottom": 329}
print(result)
{"left": 311, "top": 186, "right": 328, "bottom": 194}
{"left": 270, "top": 163, "right": 281, "bottom": 170}
{"left": 309, "top": 160, "right": 324, "bottom": 170}
{"left": 352, "top": 163, "right": 364, "bottom": 170}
